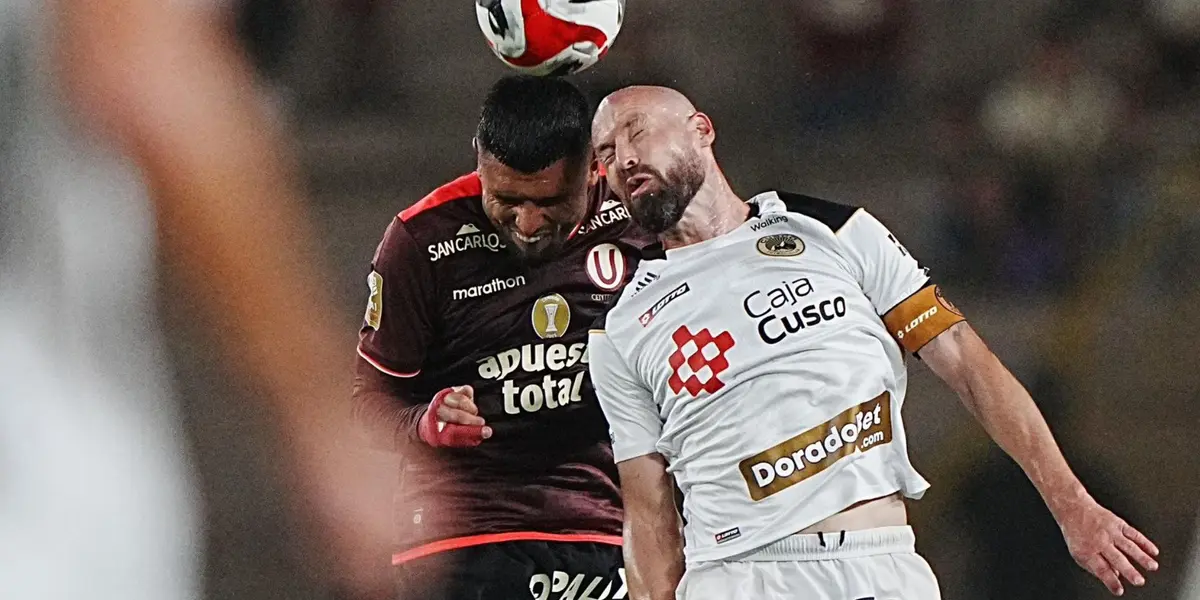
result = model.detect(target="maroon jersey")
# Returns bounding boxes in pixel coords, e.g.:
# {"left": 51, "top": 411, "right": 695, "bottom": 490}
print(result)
{"left": 357, "top": 172, "right": 652, "bottom": 556}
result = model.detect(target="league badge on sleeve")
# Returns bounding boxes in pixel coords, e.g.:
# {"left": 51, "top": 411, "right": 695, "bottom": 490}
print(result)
{"left": 365, "top": 270, "right": 383, "bottom": 329}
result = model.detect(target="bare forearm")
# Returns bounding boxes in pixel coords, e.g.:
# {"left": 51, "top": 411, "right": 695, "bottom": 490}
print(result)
{"left": 619, "top": 455, "right": 685, "bottom": 600}
{"left": 924, "top": 325, "right": 1086, "bottom": 516}
{"left": 626, "top": 513, "right": 684, "bottom": 600}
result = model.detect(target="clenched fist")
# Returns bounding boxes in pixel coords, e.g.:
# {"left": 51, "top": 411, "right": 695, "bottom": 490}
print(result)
{"left": 418, "top": 385, "right": 494, "bottom": 448}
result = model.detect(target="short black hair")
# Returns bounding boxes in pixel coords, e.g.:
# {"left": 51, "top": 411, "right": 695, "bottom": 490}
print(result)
{"left": 476, "top": 75, "right": 592, "bottom": 174}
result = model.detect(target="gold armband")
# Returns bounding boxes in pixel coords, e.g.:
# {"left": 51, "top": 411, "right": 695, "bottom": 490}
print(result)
{"left": 882, "top": 285, "right": 965, "bottom": 353}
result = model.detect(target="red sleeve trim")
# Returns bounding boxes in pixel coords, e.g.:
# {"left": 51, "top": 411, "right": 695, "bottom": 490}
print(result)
{"left": 399, "top": 173, "right": 483, "bottom": 222}
{"left": 357, "top": 344, "right": 420, "bottom": 378}
{"left": 392, "top": 532, "right": 623, "bottom": 565}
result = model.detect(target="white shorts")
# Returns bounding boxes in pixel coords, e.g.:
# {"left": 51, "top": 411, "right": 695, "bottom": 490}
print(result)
{"left": 678, "top": 526, "right": 940, "bottom": 600}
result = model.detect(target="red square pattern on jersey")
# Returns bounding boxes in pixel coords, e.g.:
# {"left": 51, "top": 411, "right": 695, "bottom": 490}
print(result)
{"left": 667, "top": 325, "right": 736, "bottom": 396}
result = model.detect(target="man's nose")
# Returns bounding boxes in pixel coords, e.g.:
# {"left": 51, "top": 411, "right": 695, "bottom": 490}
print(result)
{"left": 512, "top": 204, "right": 547, "bottom": 238}
{"left": 616, "top": 142, "right": 639, "bottom": 173}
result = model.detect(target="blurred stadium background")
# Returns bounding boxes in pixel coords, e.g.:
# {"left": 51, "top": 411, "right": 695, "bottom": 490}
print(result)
{"left": 162, "top": 0, "right": 1200, "bottom": 598}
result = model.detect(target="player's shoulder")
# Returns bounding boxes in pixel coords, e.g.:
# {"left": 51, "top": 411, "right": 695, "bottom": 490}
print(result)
{"left": 373, "top": 172, "right": 499, "bottom": 264}
{"left": 397, "top": 172, "right": 485, "bottom": 232}
{"left": 595, "top": 249, "right": 666, "bottom": 330}
{"left": 765, "top": 191, "right": 862, "bottom": 233}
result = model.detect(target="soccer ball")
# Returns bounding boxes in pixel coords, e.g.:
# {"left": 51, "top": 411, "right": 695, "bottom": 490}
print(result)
{"left": 476, "top": 0, "right": 624, "bottom": 76}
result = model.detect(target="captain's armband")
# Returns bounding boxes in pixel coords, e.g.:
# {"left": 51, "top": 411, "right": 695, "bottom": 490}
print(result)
{"left": 882, "top": 285, "right": 965, "bottom": 353}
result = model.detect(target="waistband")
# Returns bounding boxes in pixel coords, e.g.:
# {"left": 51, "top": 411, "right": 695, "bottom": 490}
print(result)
{"left": 735, "top": 526, "right": 915, "bottom": 562}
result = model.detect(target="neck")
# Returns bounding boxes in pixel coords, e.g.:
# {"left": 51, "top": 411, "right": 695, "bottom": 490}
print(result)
{"left": 661, "top": 165, "right": 746, "bottom": 250}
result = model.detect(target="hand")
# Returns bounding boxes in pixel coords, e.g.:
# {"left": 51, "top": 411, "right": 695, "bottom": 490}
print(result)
{"left": 418, "top": 385, "right": 493, "bottom": 448}
{"left": 1057, "top": 496, "right": 1159, "bottom": 596}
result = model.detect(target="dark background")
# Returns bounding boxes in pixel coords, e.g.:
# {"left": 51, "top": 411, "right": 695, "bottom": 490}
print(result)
{"left": 171, "top": 1, "right": 1200, "bottom": 598}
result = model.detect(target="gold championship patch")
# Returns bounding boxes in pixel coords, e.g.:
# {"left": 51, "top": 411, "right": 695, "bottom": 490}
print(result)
{"left": 882, "top": 285, "right": 965, "bottom": 353}
{"left": 365, "top": 271, "right": 383, "bottom": 330}
{"left": 739, "top": 393, "right": 892, "bottom": 501}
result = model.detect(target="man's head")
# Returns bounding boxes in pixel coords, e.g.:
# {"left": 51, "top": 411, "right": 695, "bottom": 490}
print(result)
{"left": 476, "top": 75, "right": 595, "bottom": 262}
{"left": 592, "top": 86, "right": 712, "bottom": 234}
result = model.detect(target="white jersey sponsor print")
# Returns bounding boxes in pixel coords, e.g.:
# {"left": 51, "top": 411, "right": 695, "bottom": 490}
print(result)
{"left": 590, "top": 191, "right": 947, "bottom": 563}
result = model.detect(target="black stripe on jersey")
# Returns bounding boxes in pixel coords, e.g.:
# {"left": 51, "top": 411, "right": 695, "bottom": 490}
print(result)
{"left": 775, "top": 192, "right": 860, "bottom": 232}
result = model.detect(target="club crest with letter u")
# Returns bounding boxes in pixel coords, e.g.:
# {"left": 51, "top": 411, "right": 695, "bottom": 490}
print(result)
{"left": 585, "top": 243, "right": 627, "bottom": 292}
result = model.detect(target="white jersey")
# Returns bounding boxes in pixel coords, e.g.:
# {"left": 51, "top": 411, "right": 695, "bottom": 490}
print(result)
{"left": 0, "top": 2, "right": 199, "bottom": 598}
{"left": 589, "top": 191, "right": 965, "bottom": 563}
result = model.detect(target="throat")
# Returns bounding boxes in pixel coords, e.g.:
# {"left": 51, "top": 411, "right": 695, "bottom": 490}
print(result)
{"left": 663, "top": 199, "right": 750, "bottom": 250}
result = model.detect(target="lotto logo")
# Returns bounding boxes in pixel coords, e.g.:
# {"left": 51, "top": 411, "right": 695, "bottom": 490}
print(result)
{"left": 667, "top": 326, "right": 735, "bottom": 396}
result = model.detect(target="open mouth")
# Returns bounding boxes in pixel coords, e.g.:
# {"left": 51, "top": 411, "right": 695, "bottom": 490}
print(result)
{"left": 626, "top": 173, "right": 655, "bottom": 198}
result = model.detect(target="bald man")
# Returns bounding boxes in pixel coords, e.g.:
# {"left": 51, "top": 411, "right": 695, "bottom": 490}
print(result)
{"left": 587, "top": 86, "right": 1158, "bottom": 600}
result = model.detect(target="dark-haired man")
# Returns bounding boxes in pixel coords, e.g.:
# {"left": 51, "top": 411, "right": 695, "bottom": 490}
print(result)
{"left": 353, "top": 75, "right": 651, "bottom": 599}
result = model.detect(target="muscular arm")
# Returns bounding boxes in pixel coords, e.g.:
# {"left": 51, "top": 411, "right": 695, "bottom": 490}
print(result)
{"left": 919, "top": 322, "right": 1085, "bottom": 515}
{"left": 618, "top": 454, "right": 684, "bottom": 600}
{"left": 919, "top": 321, "right": 1158, "bottom": 595}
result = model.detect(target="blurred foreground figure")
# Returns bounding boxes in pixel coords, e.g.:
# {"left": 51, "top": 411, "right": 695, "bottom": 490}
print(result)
{"left": 0, "top": 0, "right": 394, "bottom": 597}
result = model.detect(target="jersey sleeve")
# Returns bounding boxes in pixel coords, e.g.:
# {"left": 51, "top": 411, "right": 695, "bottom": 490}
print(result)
{"left": 838, "top": 210, "right": 965, "bottom": 354}
{"left": 588, "top": 329, "right": 662, "bottom": 462}
{"left": 357, "top": 217, "right": 437, "bottom": 378}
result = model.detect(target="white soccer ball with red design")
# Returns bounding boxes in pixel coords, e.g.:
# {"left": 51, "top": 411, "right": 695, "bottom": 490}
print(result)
{"left": 476, "top": 0, "right": 624, "bottom": 76}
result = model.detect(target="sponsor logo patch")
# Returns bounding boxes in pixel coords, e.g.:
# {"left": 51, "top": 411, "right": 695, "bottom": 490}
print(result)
{"left": 532, "top": 294, "right": 571, "bottom": 340}
{"left": 883, "top": 285, "right": 966, "bottom": 353}
{"left": 639, "top": 282, "right": 690, "bottom": 327}
{"left": 756, "top": 233, "right": 805, "bottom": 257}
{"left": 428, "top": 224, "right": 505, "bottom": 261}
{"left": 742, "top": 278, "right": 847, "bottom": 344}
{"left": 364, "top": 271, "right": 383, "bottom": 329}
{"left": 585, "top": 243, "right": 628, "bottom": 292}
{"left": 715, "top": 527, "right": 742, "bottom": 544}
{"left": 749, "top": 214, "right": 787, "bottom": 232}
{"left": 740, "top": 393, "right": 893, "bottom": 501}
{"left": 575, "top": 199, "right": 631, "bottom": 236}
{"left": 452, "top": 275, "right": 526, "bottom": 300}
{"left": 667, "top": 326, "right": 736, "bottom": 396}
{"left": 477, "top": 341, "right": 589, "bottom": 415}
